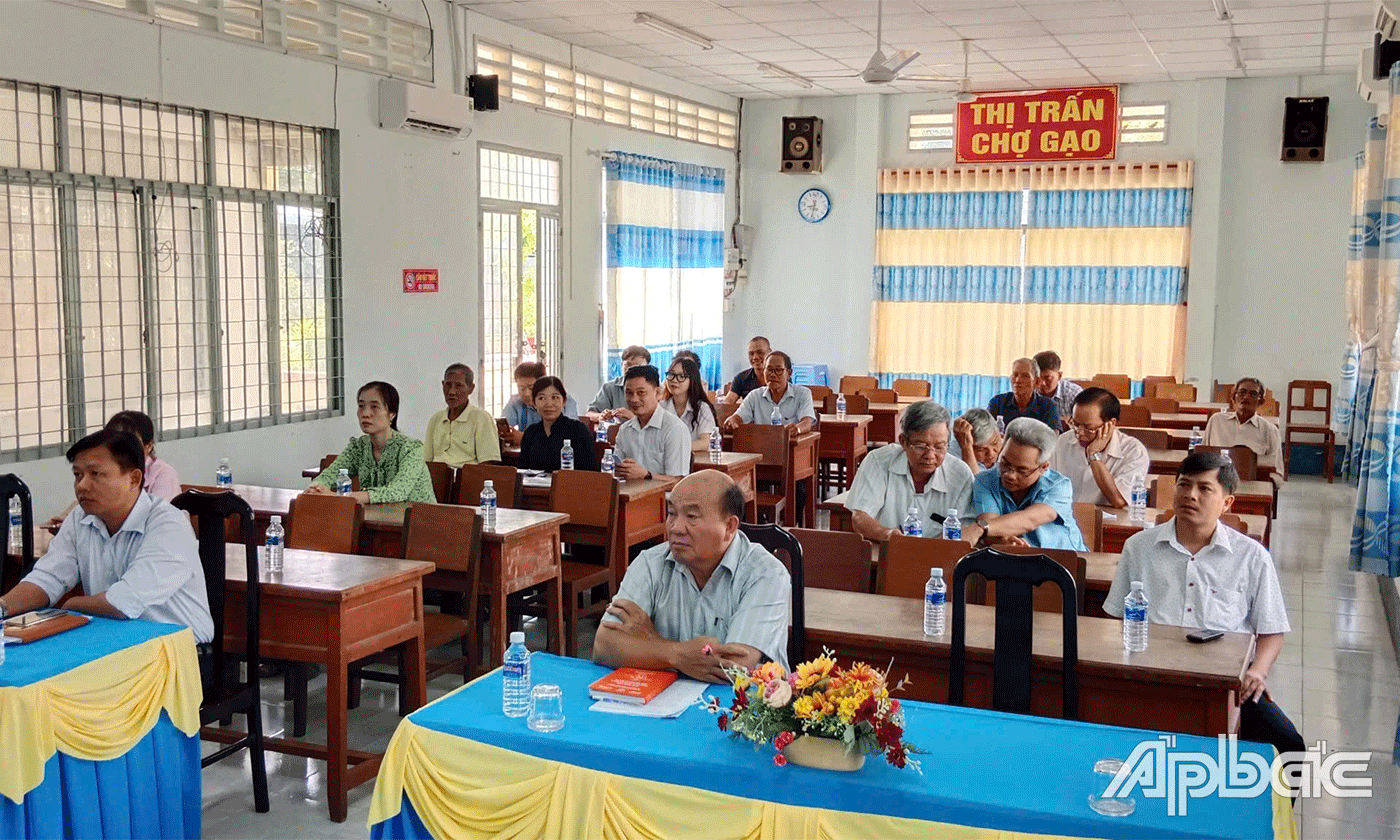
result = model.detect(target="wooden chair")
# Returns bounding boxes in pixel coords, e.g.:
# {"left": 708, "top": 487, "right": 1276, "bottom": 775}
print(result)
{"left": 892, "top": 378, "right": 931, "bottom": 398}
{"left": 1119, "top": 427, "right": 1170, "bottom": 450}
{"left": 0, "top": 475, "right": 35, "bottom": 589}
{"left": 822, "top": 393, "right": 870, "bottom": 415}
{"left": 716, "top": 401, "right": 740, "bottom": 427}
{"left": 1195, "top": 444, "right": 1259, "bottom": 482}
{"left": 1157, "top": 382, "right": 1197, "bottom": 402}
{"left": 550, "top": 470, "right": 621, "bottom": 657}
{"left": 1259, "top": 397, "right": 1281, "bottom": 417}
{"left": 1154, "top": 508, "right": 1248, "bottom": 535}
{"left": 455, "top": 463, "right": 522, "bottom": 508}
{"left": 738, "top": 523, "right": 805, "bottom": 669}
{"left": 1284, "top": 379, "right": 1335, "bottom": 483}
{"left": 808, "top": 385, "right": 833, "bottom": 403}
{"left": 1213, "top": 380, "right": 1235, "bottom": 403}
{"left": 1072, "top": 502, "right": 1103, "bottom": 552}
{"left": 950, "top": 548, "right": 1078, "bottom": 719}
{"left": 425, "top": 461, "right": 454, "bottom": 503}
{"left": 876, "top": 535, "right": 979, "bottom": 601}
{"left": 1141, "top": 375, "right": 1176, "bottom": 399}
{"left": 1090, "top": 374, "right": 1131, "bottom": 400}
{"left": 987, "top": 545, "right": 1086, "bottom": 616}
{"left": 169, "top": 488, "right": 269, "bottom": 813}
{"left": 733, "top": 424, "right": 792, "bottom": 525}
{"left": 839, "top": 375, "right": 878, "bottom": 394}
{"left": 314, "top": 454, "right": 360, "bottom": 491}
{"left": 858, "top": 387, "right": 898, "bottom": 403}
{"left": 1070, "top": 379, "right": 1093, "bottom": 390}
{"left": 792, "top": 528, "right": 872, "bottom": 593}
{"left": 1132, "top": 396, "right": 1179, "bottom": 414}
{"left": 1117, "top": 404, "right": 1151, "bottom": 428}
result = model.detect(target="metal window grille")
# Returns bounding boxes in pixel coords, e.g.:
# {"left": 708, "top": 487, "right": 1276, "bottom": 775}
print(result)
{"left": 475, "top": 41, "right": 737, "bottom": 151}
{"left": 1121, "top": 103, "right": 1169, "bottom": 145}
{"left": 908, "top": 111, "right": 954, "bottom": 151}
{"left": 0, "top": 76, "right": 341, "bottom": 461}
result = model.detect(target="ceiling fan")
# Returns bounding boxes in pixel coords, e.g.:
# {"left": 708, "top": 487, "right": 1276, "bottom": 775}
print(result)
{"left": 801, "top": 0, "right": 968, "bottom": 88}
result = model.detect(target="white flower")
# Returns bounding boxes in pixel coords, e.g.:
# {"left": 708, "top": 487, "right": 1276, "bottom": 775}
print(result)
{"left": 762, "top": 678, "right": 792, "bottom": 707}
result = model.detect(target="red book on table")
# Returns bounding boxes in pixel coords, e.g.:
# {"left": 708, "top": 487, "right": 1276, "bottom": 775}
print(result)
{"left": 588, "top": 667, "right": 678, "bottom": 705}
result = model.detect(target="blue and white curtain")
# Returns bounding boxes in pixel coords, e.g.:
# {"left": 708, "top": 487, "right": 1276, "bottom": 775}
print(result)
{"left": 871, "top": 164, "right": 1192, "bottom": 415}
{"left": 1340, "top": 119, "right": 1386, "bottom": 485}
{"left": 604, "top": 152, "right": 725, "bottom": 388}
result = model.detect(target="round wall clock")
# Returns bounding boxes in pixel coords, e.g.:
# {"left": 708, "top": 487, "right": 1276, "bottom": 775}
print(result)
{"left": 797, "top": 187, "right": 831, "bottom": 223}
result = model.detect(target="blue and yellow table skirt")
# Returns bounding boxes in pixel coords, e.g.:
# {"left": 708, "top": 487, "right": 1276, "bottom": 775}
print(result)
{"left": 0, "top": 617, "right": 202, "bottom": 839}
{"left": 370, "top": 654, "right": 1294, "bottom": 840}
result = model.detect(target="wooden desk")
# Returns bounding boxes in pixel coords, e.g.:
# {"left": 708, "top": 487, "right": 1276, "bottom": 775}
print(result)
{"left": 1082, "top": 550, "right": 1118, "bottom": 617}
{"left": 766, "top": 431, "right": 819, "bottom": 528}
{"left": 865, "top": 402, "right": 902, "bottom": 443}
{"left": 1180, "top": 401, "right": 1229, "bottom": 416}
{"left": 1099, "top": 506, "right": 1268, "bottom": 551}
{"left": 1121, "top": 426, "right": 1194, "bottom": 450}
{"left": 1148, "top": 412, "right": 1218, "bottom": 431}
{"left": 690, "top": 451, "right": 760, "bottom": 521}
{"left": 820, "top": 489, "right": 855, "bottom": 532}
{"left": 216, "top": 546, "right": 432, "bottom": 823}
{"left": 1147, "top": 447, "right": 1187, "bottom": 474}
{"left": 804, "top": 588, "right": 1251, "bottom": 737}
{"left": 816, "top": 413, "right": 872, "bottom": 491}
{"left": 518, "top": 475, "right": 673, "bottom": 591}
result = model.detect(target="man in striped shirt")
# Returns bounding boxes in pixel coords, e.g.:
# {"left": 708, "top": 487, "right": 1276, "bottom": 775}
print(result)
{"left": 1034, "top": 350, "right": 1082, "bottom": 431}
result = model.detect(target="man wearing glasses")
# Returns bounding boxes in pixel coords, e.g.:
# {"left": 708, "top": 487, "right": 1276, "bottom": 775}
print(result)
{"left": 1202, "top": 377, "right": 1281, "bottom": 470}
{"left": 1048, "top": 387, "right": 1149, "bottom": 507}
{"left": 847, "top": 401, "right": 975, "bottom": 542}
{"left": 970, "top": 417, "right": 1088, "bottom": 550}
{"left": 724, "top": 350, "right": 816, "bottom": 433}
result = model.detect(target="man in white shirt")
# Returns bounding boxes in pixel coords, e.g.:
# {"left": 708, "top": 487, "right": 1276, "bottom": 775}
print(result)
{"left": 1033, "top": 350, "right": 1082, "bottom": 430}
{"left": 1104, "top": 451, "right": 1303, "bottom": 785}
{"left": 612, "top": 364, "right": 693, "bottom": 481}
{"left": 1203, "top": 377, "right": 1282, "bottom": 471}
{"left": 587, "top": 345, "right": 650, "bottom": 424}
{"left": 848, "top": 400, "right": 975, "bottom": 541}
{"left": 1049, "top": 387, "right": 1149, "bottom": 508}
{"left": 724, "top": 351, "right": 816, "bottom": 432}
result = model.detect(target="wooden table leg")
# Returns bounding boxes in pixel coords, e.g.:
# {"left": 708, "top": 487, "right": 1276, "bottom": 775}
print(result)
{"left": 326, "top": 647, "right": 349, "bottom": 823}
{"left": 804, "top": 475, "right": 816, "bottom": 527}
{"left": 490, "top": 586, "right": 508, "bottom": 669}
{"left": 546, "top": 567, "right": 564, "bottom": 655}
{"left": 401, "top": 614, "right": 427, "bottom": 713}
{"left": 783, "top": 471, "right": 797, "bottom": 527}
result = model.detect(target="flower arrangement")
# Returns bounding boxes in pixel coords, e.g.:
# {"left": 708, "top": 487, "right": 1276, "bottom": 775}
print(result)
{"left": 700, "top": 649, "right": 920, "bottom": 771}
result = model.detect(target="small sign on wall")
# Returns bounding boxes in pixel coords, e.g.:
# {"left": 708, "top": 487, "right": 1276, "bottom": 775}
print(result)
{"left": 403, "top": 268, "right": 439, "bottom": 293}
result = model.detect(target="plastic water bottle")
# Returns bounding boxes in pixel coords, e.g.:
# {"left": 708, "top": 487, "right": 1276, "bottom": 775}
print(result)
{"left": 709, "top": 427, "right": 723, "bottom": 462}
{"left": 601, "top": 448, "right": 616, "bottom": 478}
{"left": 1129, "top": 474, "right": 1147, "bottom": 523}
{"left": 480, "top": 480, "right": 497, "bottom": 531}
{"left": 942, "top": 507, "right": 962, "bottom": 541}
{"left": 264, "top": 515, "right": 284, "bottom": 574}
{"left": 995, "top": 414, "right": 1006, "bottom": 434}
{"left": 595, "top": 421, "right": 608, "bottom": 443}
{"left": 7, "top": 496, "right": 21, "bottom": 554}
{"left": 215, "top": 458, "right": 232, "bottom": 486}
{"left": 560, "top": 439, "right": 575, "bottom": 471}
{"left": 901, "top": 505, "right": 923, "bottom": 537}
{"left": 335, "top": 468, "right": 352, "bottom": 495}
{"left": 923, "top": 568, "right": 946, "bottom": 637}
{"left": 1123, "top": 581, "right": 1149, "bottom": 652}
{"left": 1189, "top": 426, "right": 1203, "bottom": 450}
{"left": 770, "top": 405, "right": 783, "bottom": 426}
{"left": 502, "top": 630, "right": 531, "bottom": 717}
{"left": 835, "top": 394, "right": 847, "bottom": 419}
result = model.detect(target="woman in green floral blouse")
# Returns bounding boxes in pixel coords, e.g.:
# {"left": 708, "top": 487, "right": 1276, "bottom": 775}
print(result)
{"left": 307, "top": 381, "right": 435, "bottom": 504}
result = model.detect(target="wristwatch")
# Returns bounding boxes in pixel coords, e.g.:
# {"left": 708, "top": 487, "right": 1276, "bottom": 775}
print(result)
{"left": 645, "top": 471, "right": 653, "bottom": 481}
{"left": 1088, "top": 452, "right": 1105, "bottom": 463}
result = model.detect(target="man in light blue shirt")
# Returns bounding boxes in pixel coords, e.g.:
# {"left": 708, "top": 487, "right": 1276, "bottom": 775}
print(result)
{"left": 970, "top": 417, "right": 1087, "bottom": 551}
{"left": 501, "top": 361, "right": 578, "bottom": 444}
{"left": 724, "top": 350, "right": 816, "bottom": 432}
{"left": 612, "top": 364, "right": 693, "bottom": 481}
{"left": 0, "top": 428, "right": 214, "bottom": 644}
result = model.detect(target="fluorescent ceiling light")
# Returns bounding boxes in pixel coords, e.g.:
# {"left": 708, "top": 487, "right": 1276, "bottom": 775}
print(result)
{"left": 634, "top": 12, "right": 712, "bottom": 50}
{"left": 1211, "top": 0, "right": 1231, "bottom": 21}
{"left": 758, "top": 62, "right": 814, "bottom": 89}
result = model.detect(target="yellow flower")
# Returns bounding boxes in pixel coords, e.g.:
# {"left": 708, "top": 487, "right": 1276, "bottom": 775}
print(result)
{"left": 754, "top": 661, "right": 787, "bottom": 683}
{"left": 793, "top": 655, "right": 835, "bottom": 690}
{"left": 792, "top": 694, "right": 820, "bottom": 720}
{"left": 733, "top": 673, "right": 751, "bottom": 693}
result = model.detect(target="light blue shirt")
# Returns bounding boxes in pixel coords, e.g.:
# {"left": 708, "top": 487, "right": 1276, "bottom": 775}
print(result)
{"left": 24, "top": 492, "right": 215, "bottom": 643}
{"left": 589, "top": 377, "right": 627, "bottom": 413}
{"left": 503, "top": 394, "right": 579, "bottom": 430}
{"left": 613, "top": 408, "right": 693, "bottom": 477}
{"left": 971, "top": 467, "right": 1088, "bottom": 551}
{"left": 736, "top": 384, "right": 817, "bottom": 426}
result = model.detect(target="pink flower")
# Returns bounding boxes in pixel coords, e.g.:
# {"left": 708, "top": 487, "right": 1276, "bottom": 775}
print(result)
{"left": 773, "top": 754, "right": 788, "bottom": 767}
{"left": 702, "top": 643, "right": 713, "bottom": 656}
{"left": 761, "top": 678, "right": 792, "bottom": 707}
{"left": 774, "top": 731, "right": 796, "bottom": 751}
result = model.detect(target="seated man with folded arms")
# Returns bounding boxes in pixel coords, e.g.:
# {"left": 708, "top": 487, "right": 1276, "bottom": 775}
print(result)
{"left": 424, "top": 363, "right": 500, "bottom": 468}
{"left": 1203, "top": 377, "right": 1281, "bottom": 473}
{"left": 1103, "top": 451, "right": 1304, "bottom": 774}
{"left": 0, "top": 429, "right": 214, "bottom": 645}
{"left": 986, "top": 357, "right": 1061, "bottom": 430}
{"left": 1033, "top": 350, "right": 1082, "bottom": 431}
{"left": 970, "top": 417, "right": 1088, "bottom": 551}
{"left": 723, "top": 350, "right": 816, "bottom": 433}
{"left": 587, "top": 345, "right": 651, "bottom": 424}
{"left": 594, "top": 471, "right": 791, "bottom": 679}
{"left": 1049, "top": 387, "right": 1149, "bottom": 508}
{"left": 952, "top": 408, "right": 1002, "bottom": 474}
{"left": 848, "top": 401, "right": 975, "bottom": 542}
{"left": 611, "top": 364, "right": 693, "bottom": 482}
{"left": 721, "top": 335, "right": 771, "bottom": 405}
{"left": 502, "top": 362, "right": 579, "bottom": 446}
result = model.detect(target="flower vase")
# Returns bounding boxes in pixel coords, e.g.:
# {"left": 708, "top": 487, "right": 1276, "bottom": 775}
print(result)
{"left": 782, "top": 735, "right": 865, "bottom": 771}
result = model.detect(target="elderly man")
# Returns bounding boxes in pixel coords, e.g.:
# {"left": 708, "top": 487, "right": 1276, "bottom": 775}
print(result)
{"left": 1203, "top": 377, "right": 1281, "bottom": 471}
{"left": 0, "top": 429, "right": 213, "bottom": 644}
{"left": 1033, "top": 350, "right": 1082, "bottom": 430}
{"left": 588, "top": 345, "right": 651, "bottom": 423}
{"left": 970, "top": 417, "right": 1087, "bottom": 551}
{"left": 952, "top": 408, "right": 1002, "bottom": 474}
{"left": 424, "top": 363, "right": 500, "bottom": 468}
{"left": 722, "top": 336, "right": 772, "bottom": 405}
{"left": 612, "top": 364, "right": 693, "bottom": 482}
{"left": 848, "top": 401, "right": 975, "bottom": 541}
{"left": 987, "top": 357, "right": 1060, "bottom": 430}
{"left": 1104, "top": 451, "right": 1303, "bottom": 782}
{"left": 724, "top": 350, "right": 816, "bottom": 433}
{"left": 594, "top": 471, "right": 792, "bottom": 678}
{"left": 1049, "top": 387, "right": 1149, "bottom": 508}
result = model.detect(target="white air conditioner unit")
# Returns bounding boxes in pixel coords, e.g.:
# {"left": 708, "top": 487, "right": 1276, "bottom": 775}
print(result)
{"left": 1360, "top": 47, "right": 1389, "bottom": 103}
{"left": 1379, "top": 0, "right": 1400, "bottom": 40}
{"left": 378, "top": 79, "right": 473, "bottom": 139}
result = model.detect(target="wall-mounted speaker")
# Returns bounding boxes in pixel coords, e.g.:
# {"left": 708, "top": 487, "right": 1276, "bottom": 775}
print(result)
{"left": 1281, "top": 96, "right": 1328, "bottom": 162}
{"left": 781, "top": 116, "right": 822, "bottom": 173}
{"left": 1375, "top": 33, "right": 1400, "bottom": 80}
{"left": 468, "top": 74, "right": 499, "bottom": 112}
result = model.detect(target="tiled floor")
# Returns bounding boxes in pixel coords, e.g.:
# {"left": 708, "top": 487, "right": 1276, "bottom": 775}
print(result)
{"left": 202, "top": 477, "right": 1400, "bottom": 839}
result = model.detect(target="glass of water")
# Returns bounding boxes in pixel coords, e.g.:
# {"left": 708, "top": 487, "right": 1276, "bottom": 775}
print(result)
{"left": 527, "top": 683, "right": 565, "bottom": 733}
{"left": 1088, "top": 758, "right": 1136, "bottom": 816}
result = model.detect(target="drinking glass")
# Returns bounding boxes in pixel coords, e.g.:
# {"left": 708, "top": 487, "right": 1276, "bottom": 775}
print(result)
{"left": 1088, "top": 758, "right": 1136, "bottom": 816}
{"left": 527, "top": 683, "right": 565, "bottom": 732}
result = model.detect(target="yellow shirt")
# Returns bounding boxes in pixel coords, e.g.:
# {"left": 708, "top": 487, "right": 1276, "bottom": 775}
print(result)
{"left": 424, "top": 404, "right": 500, "bottom": 468}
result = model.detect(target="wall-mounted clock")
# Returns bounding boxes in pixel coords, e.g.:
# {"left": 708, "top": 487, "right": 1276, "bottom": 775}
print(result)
{"left": 797, "top": 187, "right": 831, "bottom": 223}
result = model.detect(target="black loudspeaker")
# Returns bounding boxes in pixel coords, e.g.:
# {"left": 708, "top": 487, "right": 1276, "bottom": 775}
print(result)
{"left": 1281, "top": 97, "right": 1328, "bottom": 162}
{"left": 781, "top": 116, "right": 822, "bottom": 173}
{"left": 1374, "top": 33, "right": 1400, "bottom": 80}
{"left": 468, "top": 74, "right": 499, "bottom": 111}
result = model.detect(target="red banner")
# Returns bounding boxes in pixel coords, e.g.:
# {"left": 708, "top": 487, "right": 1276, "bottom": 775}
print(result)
{"left": 402, "top": 268, "right": 438, "bottom": 294}
{"left": 955, "top": 85, "right": 1118, "bottom": 164}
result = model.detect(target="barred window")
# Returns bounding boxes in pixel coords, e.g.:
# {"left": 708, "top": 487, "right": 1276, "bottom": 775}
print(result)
{"left": 1121, "top": 103, "right": 1169, "bottom": 145}
{"left": 908, "top": 111, "right": 954, "bottom": 151}
{"left": 0, "top": 77, "right": 341, "bottom": 460}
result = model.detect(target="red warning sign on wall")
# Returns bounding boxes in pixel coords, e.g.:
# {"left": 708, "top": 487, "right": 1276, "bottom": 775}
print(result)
{"left": 403, "top": 268, "right": 438, "bottom": 294}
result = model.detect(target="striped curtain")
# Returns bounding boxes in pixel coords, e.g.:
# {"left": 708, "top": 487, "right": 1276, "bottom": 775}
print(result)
{"left": 604, "top": 152, "right": 725, "bottom": 388}
{"left": 1339, "top": 118, "right": 1386, "bottom": 483}
{"left": 871, "top": 163, "right": 1192, "bottom": 414}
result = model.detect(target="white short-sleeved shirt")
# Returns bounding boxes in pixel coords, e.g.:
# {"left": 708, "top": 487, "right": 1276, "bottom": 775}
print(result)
{"left": 846, "top": 442, "right": 975, "bottom": 534}
{"left": 1102, "top": 519, "right": 1290, "bottom": 635}
{"left": 1049, "top": 429, "right": 1150, "bottom": 505}
{"left": 736, "top": 385, "right": 816, "bottom": 426}
{"left": 661, "top": 398, "right": 717, "bottom": 441}
{"left": 1202, "top": 411, "right": 1282, "bottom": 470}
{"left": 613, "top": 408, "right": 693, "bottom": 477}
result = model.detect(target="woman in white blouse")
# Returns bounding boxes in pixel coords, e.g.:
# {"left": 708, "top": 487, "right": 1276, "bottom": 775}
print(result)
{"left": 660, "top": 355, "right": 718, "bottom": 442}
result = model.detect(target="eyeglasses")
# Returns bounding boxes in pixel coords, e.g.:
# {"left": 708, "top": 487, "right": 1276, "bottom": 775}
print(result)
{"left": 997, "top": 459, "right": 1045, "bottom": 479}
{"left": 664, "top": 372, "right": 688, "bottom": 382}
{"left": 1235, "top": 388, "right": 1263, "bottom": 398}
{"left": 903, "top": 441, "right": 949, "bottom": 456}
{"left": 1069, "top": 420, "right": 1107, "bottom": 434}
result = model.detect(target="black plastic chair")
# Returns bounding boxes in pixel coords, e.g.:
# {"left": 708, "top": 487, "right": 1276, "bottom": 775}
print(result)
{"left": 949, "top": 546, "right": 1079, "bottom": 720}
{"left": 738, "top": 522, "right": 804, "bottom": 668}
{"left": 0, "top": 474, "right": 35, "bottom": 587}
{"left": 171, "top": 488, "right": 270, "bottom": 813}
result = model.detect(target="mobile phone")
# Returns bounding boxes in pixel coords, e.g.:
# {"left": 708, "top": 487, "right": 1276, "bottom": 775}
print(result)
{"left": 1186, "top": 628, "right": 1224, "bottom": 643}
{"left": 7, "top": 608, "right": 65, "bottom": 628}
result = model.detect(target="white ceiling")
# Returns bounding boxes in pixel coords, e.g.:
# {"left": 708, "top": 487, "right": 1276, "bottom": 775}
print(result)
{"left": 461, "top": 0, "right": 1377, "bottom": 98}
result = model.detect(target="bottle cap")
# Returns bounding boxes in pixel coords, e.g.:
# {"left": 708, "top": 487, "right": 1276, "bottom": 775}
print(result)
{"left": 270, "top": 515, "right": 282, "bottom": 524}
{"left": 947, "top": 508, "right": 958, "bottom": 517}
{"left": 509, "top": 631, "right": 525, "bottom": 644}
{"left": 930, "top": 567, "right": 943, "bottom": 578}
{"left": 1130, "top": 580, "right": 1144, "bottom": 591}
{"left": 484, "top": 479, "right": 494, "bottom": 488}
{"left": 605, "top": 449, "right": 613, "bottom": 456}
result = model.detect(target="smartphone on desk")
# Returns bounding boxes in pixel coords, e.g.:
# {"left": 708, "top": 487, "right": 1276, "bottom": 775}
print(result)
{"left": 1186, "top": 628, "right": 1224, "bottom": 643}
{"left": 6, "top": 608, "right": 66, "bottom": 629}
